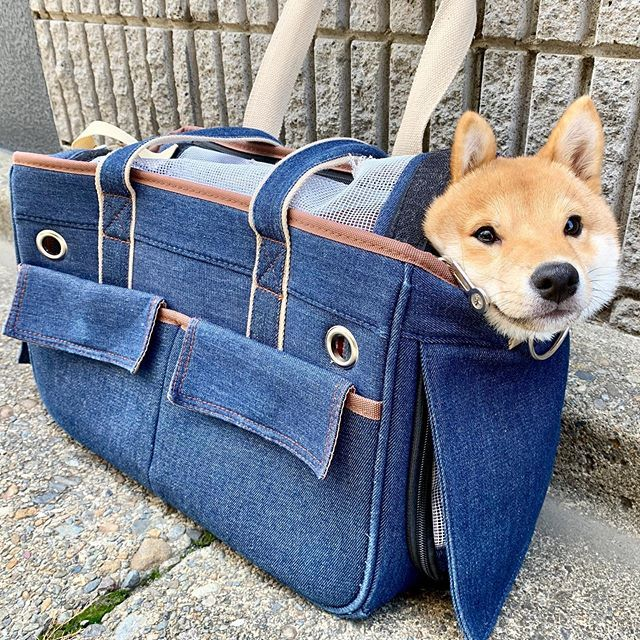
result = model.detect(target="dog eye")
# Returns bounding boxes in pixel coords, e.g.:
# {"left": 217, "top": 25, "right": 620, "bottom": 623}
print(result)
{"left": 564, "top": 215, "right": 583, "bottom": 237}
{"left": 473, "top": 226, "right": 499, "bottom": 244}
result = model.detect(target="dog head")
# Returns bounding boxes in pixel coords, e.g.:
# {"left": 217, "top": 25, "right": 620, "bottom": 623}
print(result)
{"left": 424, "top": 96, "right": 620, "bottom": 343}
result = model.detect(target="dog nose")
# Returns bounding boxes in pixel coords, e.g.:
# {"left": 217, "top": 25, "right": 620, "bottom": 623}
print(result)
{"left": 530, "top": 262, "right": 580, "bottom": 303}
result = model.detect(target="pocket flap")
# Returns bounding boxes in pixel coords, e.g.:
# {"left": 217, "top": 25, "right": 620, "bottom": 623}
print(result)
{"left": 168, "top": 319, "right": 354, "bottom": 479}
{"left": 3, "top": 264, "right": 164, "bottom": 374}
{"left": 420, "top": 340, "right": 570, "bottom": 640}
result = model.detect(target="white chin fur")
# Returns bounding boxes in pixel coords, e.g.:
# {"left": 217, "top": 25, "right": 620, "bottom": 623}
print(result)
{"left": 485, "top": 235, "right": 620, "bottom": 343}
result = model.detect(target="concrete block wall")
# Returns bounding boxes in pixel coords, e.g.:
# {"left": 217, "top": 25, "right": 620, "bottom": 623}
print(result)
{"left": 26, "top": 0, "right": 640, "bottom": 334}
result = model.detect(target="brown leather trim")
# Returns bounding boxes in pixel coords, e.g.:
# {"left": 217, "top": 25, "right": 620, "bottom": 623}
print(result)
{"left": 288, "top": 213, "right": 455, "bottom": 283}
{"left": 12, "top": 152, "right": 455, "bottom": 284}
{"left": 345, "top": 390, "right": 382, "bottom": 421}
{"left": 158, "top": 308, "right": 190, "bottom": 330}
{"left": 14, "top": 152, "right": 97, "bottom": 176}
{"left": 134, "top": 170, "right": 252, "bottom": 211}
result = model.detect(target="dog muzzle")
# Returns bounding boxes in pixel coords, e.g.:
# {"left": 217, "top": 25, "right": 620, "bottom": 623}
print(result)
{"left": 440, "top": 257, "right": 570, "bottom": 361}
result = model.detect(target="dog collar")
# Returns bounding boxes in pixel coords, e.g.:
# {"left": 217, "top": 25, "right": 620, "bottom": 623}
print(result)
{"left": 439, "top": 257, "right": 570, "bottom": 361}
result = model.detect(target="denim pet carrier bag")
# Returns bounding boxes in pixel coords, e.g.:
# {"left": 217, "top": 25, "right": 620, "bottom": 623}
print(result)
{"left": 4, "top": 2, "right": 570, "bottom": 638}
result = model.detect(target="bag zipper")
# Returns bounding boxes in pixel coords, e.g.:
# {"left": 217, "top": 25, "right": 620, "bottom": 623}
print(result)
{"left": 178, "top": 141, "right": 354, "bottom": 185}
{"left": 406, "top": 377, "right": 448, "bottom": 585}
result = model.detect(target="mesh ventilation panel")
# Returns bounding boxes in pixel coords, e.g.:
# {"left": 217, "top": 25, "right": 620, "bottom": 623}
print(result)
{"left": 133, "top": 152, "right": 412, "bottom": 232}
{"left": 432, "top": 463, "right": 446, "bottom": 549}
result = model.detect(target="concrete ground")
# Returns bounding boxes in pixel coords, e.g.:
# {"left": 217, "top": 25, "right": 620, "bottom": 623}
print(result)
{"left": 0, "top": 255, "right": 639, "bottom": 639}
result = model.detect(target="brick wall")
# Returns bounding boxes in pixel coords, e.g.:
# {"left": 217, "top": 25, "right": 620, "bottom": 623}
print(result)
{"left": 29, "top": 0, "right": 640, "bottom": 333}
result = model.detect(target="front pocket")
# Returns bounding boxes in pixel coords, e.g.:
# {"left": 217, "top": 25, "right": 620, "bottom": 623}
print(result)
{"left": 167, "top": 318, "right": 380, "bottom": 479}
{"left": 150, "top": 317, "right": 383, "bottom": 609}
{"left": 3, "top": 264, "right": 176, "bottom": 487}
{"left": 4, "top": 264, "right": 164, "bottom": 373}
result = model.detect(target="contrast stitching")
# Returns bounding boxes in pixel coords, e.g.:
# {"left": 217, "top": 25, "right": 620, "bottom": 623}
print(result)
{"left": 11, "top": 267, "right": 29, "bottom": 334}
{"left": 174, "top": 319, "right": 200, "bottom": 398}
{"left": 103, "top": 234, "right": 130, "bottom": 244}
{"left": 255, "top": 284, "right": 283, "bottom": 299}
{"left": 257, "top": 250, "right": 284, "bottom": 291}
{"left": 103, "top": 197, "right": 130, "bottom": 232}
{"left": 321, "top": 380, "right": 345, "bottom": 470}
{"left": 168, "top": 322, "right": 196, "bottom": 400}
{"left": 171, "top": 319, "right": 324, "bottom": 470}
{"left": 13, "top": 328, "right": 135, "bottom": 364}
{"left": 133, "top": 297, "right": 164, "bottom": 371}
{"left": 178, "top": 393, "right": 322, "bottom": 467}
{"left": 263, "top": 236, "right": 285, "bottom": 246}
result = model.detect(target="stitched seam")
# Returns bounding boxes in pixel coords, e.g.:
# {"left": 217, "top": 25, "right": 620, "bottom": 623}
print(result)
{"left": 263, "top": 236, "right": 285, "bottom": 246}
{"left": 15, "top": 214, "right": 96, "bottom": 230}
{"left": 321, "top": 380, "right": 345, "bottom": 472}
{"left": 178, "top": 393, "right": 322, "bottom": 467}
{"left": 257, "top": 250, "right": 284, "bottom": 291}
{"left": 102, "top": 192, "right": 131, "bottom": 199}
{"left": 11, "top": 267, "right": 29, "bottom": 334}
{"left": 13, "top": 328, "right": 135, "bottom": 364}
{"left": 149, "top": 182, "right": 248, "bottom": 208}
{"left": 171, "top": 319, "right": 325, "bottom": 469}
{"left": 168, "top": 321, "right": 198, "bottom": 400}
{"left": 135, "top": 234, "right": 252, "bottom": 276}
{"left": 287, "top": 289, "right": 385, "bottom": 335}
{"left": 401, "top": 330, "right": 504, "bottom": 350}
{"left": 104, "top": 198, "right": 130, "bottom": 232}
{"left": 277, "top": 237, "right": 286, "bottom": 347}
{"left": 255, "top": 284, "right": 283, "bottom": 299}
{"left": 133, "top": 297, "right": 164, "bottom": 371}
{"left": 173, "top": 319, "right": 200, "bottom": 398}
{"left": 103, "top": 234, "right": 130, "bottom": 244}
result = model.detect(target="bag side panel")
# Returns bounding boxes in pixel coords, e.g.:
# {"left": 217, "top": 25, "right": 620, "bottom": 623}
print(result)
{"left": 407, "top": 268, "right": 570, "bottom": 640}
{"left": 357, "top": 294, "right": 423, "bottom": 615}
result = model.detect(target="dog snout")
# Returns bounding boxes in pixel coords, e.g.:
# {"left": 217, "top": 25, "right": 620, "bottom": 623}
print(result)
{"left": 530, "top": 262, "right": 580, "bottom": 304}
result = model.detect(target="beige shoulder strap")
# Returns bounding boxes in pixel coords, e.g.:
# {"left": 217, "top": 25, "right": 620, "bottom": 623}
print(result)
{"left": 72, "top": 120, "right": 178, "bottom": 159}
{"left": 244, "top": 0, "right": 476, "bottom": 156}
{"left": 243, "top": 0, "right": 325, "bottom": 138}
{"left": 392, "top": 0, "right": 476, "bottom": 155}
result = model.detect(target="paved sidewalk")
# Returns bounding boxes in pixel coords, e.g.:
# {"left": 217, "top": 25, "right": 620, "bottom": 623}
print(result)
{"left": 0, "top": 261, "right": 638, "bottom": 640}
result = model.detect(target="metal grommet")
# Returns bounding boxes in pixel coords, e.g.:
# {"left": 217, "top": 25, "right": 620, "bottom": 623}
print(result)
{"left": 36, "top": 230, "right": 67, "bottom": 260}
{"left": 325, "top": 325, "right": 359, "bottom": 368}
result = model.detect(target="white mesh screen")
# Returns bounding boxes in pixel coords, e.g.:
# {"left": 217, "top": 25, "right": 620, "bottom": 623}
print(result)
{"left": 432, "top": 463, "right": 446, "bottom": 549}
{"left": 132, "top": 150, "right": 412, "bottom": 232}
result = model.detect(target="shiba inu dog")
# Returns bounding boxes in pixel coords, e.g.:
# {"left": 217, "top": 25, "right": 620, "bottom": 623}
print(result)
{"left": 424, "top": 96, "right": 620, "bottom": 345}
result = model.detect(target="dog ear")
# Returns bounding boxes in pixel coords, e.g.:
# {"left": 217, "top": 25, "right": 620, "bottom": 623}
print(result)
{"left": 537, "top": 96, "right": 604, "bottom": 193}
{"left": 450, "top": 112, "right": 497, "bottom": 182}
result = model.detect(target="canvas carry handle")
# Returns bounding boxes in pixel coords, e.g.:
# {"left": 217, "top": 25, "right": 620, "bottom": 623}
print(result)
{"left": 96, "top": 127, "right": 281, "bottom": 289}
{"left": 244, "top": 0, "right": 477, "bottom": 156}
{"left": 246, "top": 138, "right": 387, "bottom": 349}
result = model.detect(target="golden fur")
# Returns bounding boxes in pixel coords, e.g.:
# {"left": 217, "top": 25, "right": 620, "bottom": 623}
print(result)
{"left": 424, "top": 96, "right": 620, "bottom": 343}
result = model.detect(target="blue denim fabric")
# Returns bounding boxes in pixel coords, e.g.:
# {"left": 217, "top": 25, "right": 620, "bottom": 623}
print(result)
{"left": 247, "top": 139, "right": 385, "bottom": 347}
{"left": 98, "top": 127, "right": 281, "bottom": 287}
{"left": 407, "top": 267, "right": 569, "bottom": 640}
{"left": 4, "top": 132, "right": 570, "bottom": 640}
{"left": 4, "top": 265, "right": 163, "bottom": 373}
{"left": 168, "top": 318, "right": 353, "bottom": 479}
